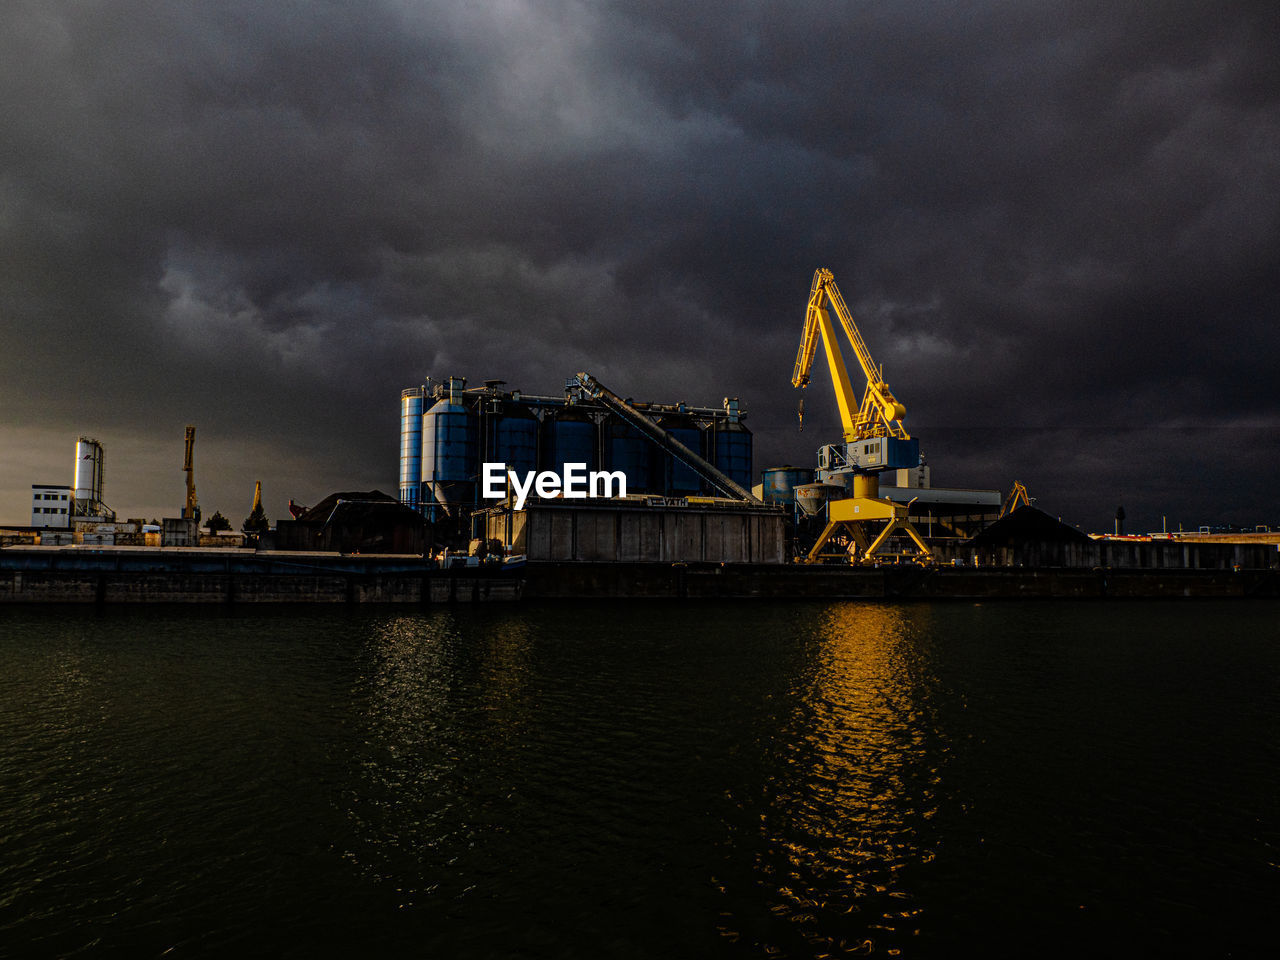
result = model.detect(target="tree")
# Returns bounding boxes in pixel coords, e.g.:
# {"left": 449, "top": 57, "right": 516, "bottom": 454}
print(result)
{"left": 205, "top": 511, "right": 231, "bottom": 534}
{"left": 242, "top": 504, "right": 269, "bottom": 535}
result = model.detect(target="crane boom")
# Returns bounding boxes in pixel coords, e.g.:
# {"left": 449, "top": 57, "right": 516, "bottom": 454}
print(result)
{"left": 999, "top": 481, "right": 1033, "bottom": 517}
{"left": 182, "top": 425, "right": 198, "bottom": 520}
{"left": 791, "top": 268, "right": 908, "bottom": 442}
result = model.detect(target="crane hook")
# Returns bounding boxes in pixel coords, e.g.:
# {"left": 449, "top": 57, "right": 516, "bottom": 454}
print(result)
{"left": 797, "top": 396, "right": 805, "bottom": 432}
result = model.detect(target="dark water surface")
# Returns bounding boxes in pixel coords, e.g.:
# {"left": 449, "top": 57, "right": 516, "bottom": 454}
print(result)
{"left": 1, "top": 600, "right": 1277, "bottom": 958}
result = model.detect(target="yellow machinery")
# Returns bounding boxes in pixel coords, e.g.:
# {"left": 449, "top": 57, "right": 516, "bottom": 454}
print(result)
{"left": 792, "top": 268, "right": 932, "bottom": 564}
{"left": 182, "top": 425, "right": 199, "bottom": 520}
{"left": 999, "top": 481, "right": 1033, "bottom": 517}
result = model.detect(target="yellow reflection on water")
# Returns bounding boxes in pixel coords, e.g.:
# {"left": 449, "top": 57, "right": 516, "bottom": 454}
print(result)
{"left": 722, "top": 602, "right": 944, "bottom": 955}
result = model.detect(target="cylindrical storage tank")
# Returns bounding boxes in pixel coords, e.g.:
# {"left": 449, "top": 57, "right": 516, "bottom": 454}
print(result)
{"left": 760, "top": 465, "right": 814, "bottom": 505}
{"left": 655, "top": 414, "right": 703, "bottom": 496}
{"left": 399, "top": 388, "right": 424, "bottom": 509}
{"left": 73, "top": 437, "right": 105, "bottom": 504}
{"left": 487, "top": 400, "right": 538, "bottom": 488}
{"left": 541, "top": 407, "right": 597, "bottom": 475}
{"left": 712, "top": 421, "right": 754, "bottom": 492}
{"left": 421, "top": 395, "right": 479, "bottom": 510}
{"left": 603, "top": 414, "right": 654, "bottom": 495}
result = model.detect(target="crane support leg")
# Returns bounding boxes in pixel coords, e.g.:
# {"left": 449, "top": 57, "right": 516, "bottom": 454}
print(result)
{"left": 803, "top": 516, "right": 933, "bottom": 565}
{"left": 863, "top": 517, "right": 932, "bottom": 562}
{"left": 804, "top": 521, "right": 841, "bottom": 563}
{"left": 803, "top": 519, "right": 871, "bottom": 564}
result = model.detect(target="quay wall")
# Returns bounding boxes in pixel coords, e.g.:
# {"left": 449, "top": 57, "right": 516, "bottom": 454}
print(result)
{"left": 0, "top": 571, "right": 521, "bottom": 604}
{"left": 0, "top": 547, "right": 519, "bottom": 603}
{"left": 522, "top": 561, "right": 1280, "bottom": 600}
{"left": 5, "top": 546, "right": 1279, "bottom": 603}
{"left": 930, "top": 539, "right": 1278, "bottom": 570}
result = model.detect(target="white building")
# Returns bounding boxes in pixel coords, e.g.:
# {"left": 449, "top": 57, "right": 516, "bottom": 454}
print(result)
{"left": 31, "top": 485, "right": 72, "bottom": 528}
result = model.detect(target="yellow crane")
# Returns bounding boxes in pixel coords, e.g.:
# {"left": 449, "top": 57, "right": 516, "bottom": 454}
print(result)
{"left": 793, "top": 268, "right": 909, "bottom": 443}
{"left": 182, "top": 425, "right": 199, "bottom": 521}
{"left": 792, "top": 268, "right": 932, "bottom": 564}
{"left": 999, "top": 481, "right": 1033, "bottom": 517}
{"left": 244, "top": 480, "right": 267, "bottom": 536}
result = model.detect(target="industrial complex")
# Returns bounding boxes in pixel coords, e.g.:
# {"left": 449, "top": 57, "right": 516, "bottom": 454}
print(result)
{"left": 3, "top": 267, "right": 1278, "bottom": 602}
{"left": 387, "top": 269, "right": 1018, "bottom": 566}
{"left": 17, "top": 433, "right": 210, "bottom": 549}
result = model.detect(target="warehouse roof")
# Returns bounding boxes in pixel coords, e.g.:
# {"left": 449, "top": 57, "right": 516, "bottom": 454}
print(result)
{"left": 299, "top": 490, "right": 410, "bottom": 524}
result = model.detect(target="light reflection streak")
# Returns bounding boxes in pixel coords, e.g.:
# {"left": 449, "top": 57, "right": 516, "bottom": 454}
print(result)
{"left": 719, "top": 603, "right": 949, "bottom": 957}
{"left": 338, "top": 612, "right": 535, "bottom": 907}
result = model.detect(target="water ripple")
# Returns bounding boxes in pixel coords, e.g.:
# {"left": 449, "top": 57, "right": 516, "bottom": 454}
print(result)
{"left": 1, "top": 601, "right": 1278, "bottom": 957}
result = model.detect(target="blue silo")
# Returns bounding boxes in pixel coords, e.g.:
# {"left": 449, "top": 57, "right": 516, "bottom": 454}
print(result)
{"left": 712, "top": 420, "right": 754, "bottom": 492}
{"left": 655, "top": 413, "right": 703, "bottom": 495}
{"left": 603, "top": 414, "right": 653, "bottom": 494}
{"left": 760, "top": 465, "right": 813, "bottom": 505}
{"left": 399, "top": 387, "right": 425, "bottom": 510}
{"left": 488, "top": 399, "right": 538, "bottom": 488}
{"left": 421, "top": 381, "right": 478, "bottom": 513}
{"left": 541, "top": 407, "right": 597, "bottom": 475}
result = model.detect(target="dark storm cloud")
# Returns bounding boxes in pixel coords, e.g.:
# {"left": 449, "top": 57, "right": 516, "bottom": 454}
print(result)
{"left": 2, "top": 0, "right": 1277, "bottom": 528}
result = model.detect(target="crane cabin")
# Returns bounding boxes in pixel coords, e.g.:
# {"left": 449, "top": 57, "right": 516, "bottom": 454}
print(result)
{"left": 817, "top": 436, "right": 920, "bottom": 476}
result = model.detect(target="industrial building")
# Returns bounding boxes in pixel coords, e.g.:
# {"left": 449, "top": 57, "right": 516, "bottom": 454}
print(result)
{"left": 30, "top": 485, "right": 72, "bottom": 528}
{"left": 396, "top": 366, "right": 1007, "bottom": 565}
{"left": 399, "top": 376, "right": 753, "bottom": 515}
{"left": 398, "top": 374, "right": 781, "bottom": 563}
{"left": 20, "top": 438, "right": 119, "bottom": 542}
{"left": 15, "top": 437, "right": 200, "bottom": 547}
{"left": 269, "top": 491, "right": 429, "bottom": 554}
{"left": 480, "top": 497, "right": 784, "bottom": 564}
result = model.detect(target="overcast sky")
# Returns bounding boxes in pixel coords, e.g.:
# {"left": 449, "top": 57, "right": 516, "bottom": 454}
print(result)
{"left": 3, "top": 0, "right": 1277, "bottom": 533}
